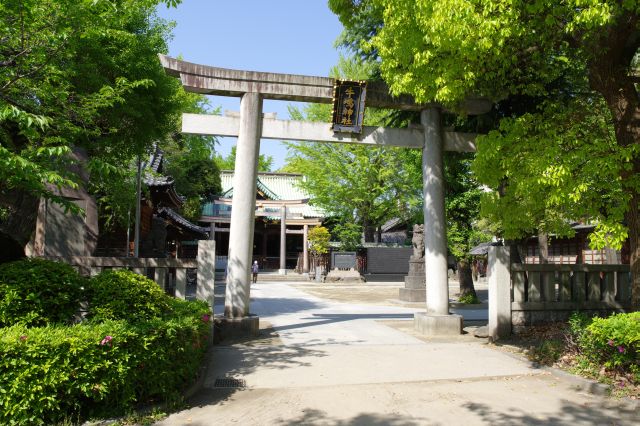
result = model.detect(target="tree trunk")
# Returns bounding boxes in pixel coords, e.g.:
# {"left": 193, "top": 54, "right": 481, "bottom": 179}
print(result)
{"left": 589, "top": 78, "right": 640, "bottom": 310}
{"left": 363, "top": 218, "right": 375, "bottom": 242}
{"left": 538, "top": 231, "right": 549, "bottom": 264}
{"left": 457, "top": 259, "right": 477, "bottom": 300}
{"left": 587, "top": 27, "right": 640, "bottom": 310}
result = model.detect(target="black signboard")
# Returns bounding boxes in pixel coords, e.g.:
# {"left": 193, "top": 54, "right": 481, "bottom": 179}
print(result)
{"left": 331, "top": 79, "right": 367, "bottom": 134}
{"left": 332, "top": 251, "right": 357, "bottom": 269}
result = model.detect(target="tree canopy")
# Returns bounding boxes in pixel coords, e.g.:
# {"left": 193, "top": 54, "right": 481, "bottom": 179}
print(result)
{"left": 0, "top": 0, "right": 187, "bottom": 246}
{"left": 334, "top": 0, "right": 640, "bottom": 307}
{"left": 162, "top": 97, "right": 222, "bottom": 222}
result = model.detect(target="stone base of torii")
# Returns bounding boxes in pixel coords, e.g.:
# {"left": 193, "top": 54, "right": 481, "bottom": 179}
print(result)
{"left": 159, "top": 55, "right": 488, "bottom": 338}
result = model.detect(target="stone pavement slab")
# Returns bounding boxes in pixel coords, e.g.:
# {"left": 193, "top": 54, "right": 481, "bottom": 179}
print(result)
{"left": 160, "top": 376, "right": 638, "bottom": 425}
{"left": 158, "top": 281, "right": 638, "bottom": 425}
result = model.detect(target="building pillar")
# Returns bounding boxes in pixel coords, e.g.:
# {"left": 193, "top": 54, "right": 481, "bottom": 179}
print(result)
{"left": 261, "top": 226, "right": 268, "bottom": 259}
{"left": 224, "top": 92, "right": 262, "bottom": 318}
{"left": 421, "top": 107, "right": 449, "bottom": 315}
{"left": 279, "top": 205, "right": 287, "bottom": 274}
{"left": 303, "top": 224, "right": 309, "bottom": 274}
{"left": 209, "top": 222, "right": 215, "bottom": 241}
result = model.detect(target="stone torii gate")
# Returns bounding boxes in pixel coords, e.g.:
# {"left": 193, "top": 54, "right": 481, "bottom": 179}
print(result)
{"left": 159, "top": 55, "right": 490, "bottom": 336}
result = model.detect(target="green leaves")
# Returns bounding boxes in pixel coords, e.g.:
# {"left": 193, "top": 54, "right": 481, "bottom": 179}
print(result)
{"left": 444, "top": 152, "right": 484, "bottom": 259}
{"left": 334, "top": 222, "right": 363, "bottom": 250}
{"left": 0, "top": 258, "right": 85, "bottom": 327}
{"left": 1, "top": 0, "right": 187, "bottom": 219}
{"left": 0, "top": 257, "right": 211, "bottom": 424}
{"left": 473, "top": 96, "right": 630, "bottom": 248}
{"left": 0, "top": 313, "right": 208, "bottom": 424}
{"left": 570, "top": 312, "right": 640, "bottom": 382}
{"left": 308, "top": 226, "right": 331, "bottom": 255}
{"left": 87, "top": 270, "right": 171, "bottom": 323}
{"left": 214, "top": 145, "right": 274, "bottom": 172}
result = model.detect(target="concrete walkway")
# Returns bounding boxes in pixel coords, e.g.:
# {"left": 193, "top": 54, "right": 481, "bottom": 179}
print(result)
{"left": 158, "top": 282, "right": 638, "bottom": 425}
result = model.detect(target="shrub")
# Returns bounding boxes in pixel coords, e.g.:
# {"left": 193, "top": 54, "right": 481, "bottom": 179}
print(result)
{"left": 583, "top": 312, "right": 639, "bottom": 378}
{"left": 458, "top": 293, "right": 480, "bottom": 304}
{"left": 86, "top": 270, "right": 171, "bottom": 322}
{"left": 569, "top": 311, "right": 640, "bottom": 383}
{"left": 0, "top": 304, "right": 211, "bottom": 425}
{"left": 0, "top": 258, "right": 85, "bottom": 327}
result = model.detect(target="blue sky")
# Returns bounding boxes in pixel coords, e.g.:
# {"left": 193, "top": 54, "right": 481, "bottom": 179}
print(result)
{"left": 156, "top": 1, "right": 344, "bottom": 169}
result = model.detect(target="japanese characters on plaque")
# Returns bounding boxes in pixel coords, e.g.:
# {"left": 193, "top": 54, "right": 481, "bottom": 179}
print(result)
{"left": 331, "top": 79, "right": 367, "bottom": 134}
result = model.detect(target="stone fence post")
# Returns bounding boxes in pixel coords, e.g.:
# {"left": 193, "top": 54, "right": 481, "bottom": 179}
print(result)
{"left": 197, "top": 240, "right": 216, "bottom": 313}
{"left": 488, "top": 246, "right": 511, "bottom": 340}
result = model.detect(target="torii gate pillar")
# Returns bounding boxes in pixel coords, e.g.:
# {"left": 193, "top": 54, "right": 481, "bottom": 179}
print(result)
{"left": 416, "top": 107, "right": 463, "bottom": 334}
{"left": 224, "top": 92, "right": 262, "bottom": 323}
{"left": 157, "top": 55, "right": 489, "bottom": 337}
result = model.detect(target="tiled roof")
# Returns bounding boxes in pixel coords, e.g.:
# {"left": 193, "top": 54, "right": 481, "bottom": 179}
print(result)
{"left": 157, "top": 207, "right": 209, "bottom": 238}
{"left": 148, "top": 145, "right": 164, "bottom": 173}
{"left": 143, "top": 174, "right": 173, "bottom": 187}
{"left": 142, "top": 145, "right": 171, "bottom": 187}
{"left": 381, "top": 217, "right": 403, "bottom": 232}
{"left": 207, "top": 171, "right": 324, "bottom": 219}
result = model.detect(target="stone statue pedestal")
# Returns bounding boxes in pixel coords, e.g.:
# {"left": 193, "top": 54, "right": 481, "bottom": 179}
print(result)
{"left": 399, "top": 258, "right": 426, "bottom": 302}
{"left": 325, "top": 268, "right": 365, "bottom": 283}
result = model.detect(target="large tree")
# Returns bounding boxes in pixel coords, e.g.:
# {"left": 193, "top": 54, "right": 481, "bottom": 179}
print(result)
{"left": 354, "top": 0, "right": 640, "bottom": 308}
{"left": 0, "top": 0, "right": 184, "bottom": 251}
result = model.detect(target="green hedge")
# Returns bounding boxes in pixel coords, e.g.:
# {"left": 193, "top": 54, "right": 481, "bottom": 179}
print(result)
{"left": 86, "top": 269, "right": 174, "bottom": 323}
{"left": 0, "top": 264, "right": 212, "bottom": 424}
{"left": 0, "top": 306, "right": 210, "bottom": 425}
{"left": 0, "top": 258, "right": 85, "bottom": 327}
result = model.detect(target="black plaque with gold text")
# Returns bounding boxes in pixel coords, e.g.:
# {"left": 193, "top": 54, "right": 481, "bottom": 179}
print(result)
{"left": 331, "top": 80, "right": 367, "bottom": 134}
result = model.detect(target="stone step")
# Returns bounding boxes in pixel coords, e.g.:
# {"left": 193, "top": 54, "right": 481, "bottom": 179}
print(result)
{"left": 256, "top": 273, "right": 310, "bottom": 282}
{"left": 214, "top": 272, "right": 310, "bottom": 282}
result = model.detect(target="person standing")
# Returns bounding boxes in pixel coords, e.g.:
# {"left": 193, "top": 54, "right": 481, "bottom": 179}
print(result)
{"left": 251, "top": 260, "right": 259, "bottom": 284}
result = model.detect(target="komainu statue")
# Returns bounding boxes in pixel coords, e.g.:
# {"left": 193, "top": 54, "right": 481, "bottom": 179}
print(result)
{"left": 410, "top": 224, "right": 425, "bottom": 261}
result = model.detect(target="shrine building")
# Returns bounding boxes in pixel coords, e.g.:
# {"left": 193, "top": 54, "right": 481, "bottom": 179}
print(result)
{"left": 200, "top": 171, "right": 324, "bottom": 273}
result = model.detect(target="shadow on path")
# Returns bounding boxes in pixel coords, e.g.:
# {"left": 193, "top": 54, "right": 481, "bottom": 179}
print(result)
{"left": 273, "top": 312, "right": 414, "bottom": 333}
{"left": 274, "top": 410, "right": 428, "bottom": 426}
{"left": 462, "top": 399, "right": 638, "bottom": 425}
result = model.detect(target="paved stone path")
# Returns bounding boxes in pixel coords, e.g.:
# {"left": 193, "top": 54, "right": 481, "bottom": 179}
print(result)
{"left": 157, "top": 282, "right": 638, "bottom": 425}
